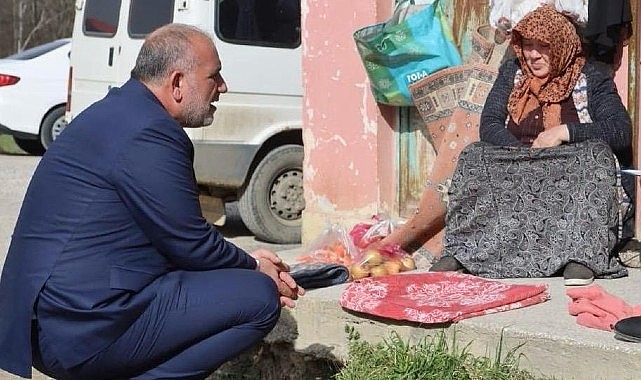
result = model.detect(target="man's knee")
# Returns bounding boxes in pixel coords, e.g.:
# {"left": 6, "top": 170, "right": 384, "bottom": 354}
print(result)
{"left": 187, "top": 269, "right": 280, "bottom": 330}
{"left": 246, "top": 272, "right": 281, "bottom": 330}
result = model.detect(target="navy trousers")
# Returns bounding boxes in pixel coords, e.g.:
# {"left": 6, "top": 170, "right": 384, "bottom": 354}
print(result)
{"left": 33, "top": 269, "right": 280, "bottom": 380}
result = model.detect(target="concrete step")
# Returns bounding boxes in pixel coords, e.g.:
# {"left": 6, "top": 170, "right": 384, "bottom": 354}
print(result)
{"left": 273, "top": 248, "right": 641, "bottom": 380}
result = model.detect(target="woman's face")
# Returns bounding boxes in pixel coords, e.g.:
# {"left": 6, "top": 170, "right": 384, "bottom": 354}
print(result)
{"left": 522, "top": 38, "right": 551, "bottom": 79}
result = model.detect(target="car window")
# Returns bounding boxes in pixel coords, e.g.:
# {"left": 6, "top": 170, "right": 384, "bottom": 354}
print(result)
{"left": 129, "top": 0, "right": 175, "bottom": 38}
{"left": 215, "top": 0, "right": 301, "bottom": 48}
{"left": 4, "top": 39, "right": 70, "bottom": 60}
{"left": 83, "top": 0, "right": 121, "bottom": 36}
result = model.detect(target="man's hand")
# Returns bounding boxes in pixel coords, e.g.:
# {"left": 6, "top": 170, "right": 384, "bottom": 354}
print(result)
{"left": 277, "top": 270, "right": 305, "bottom": 308}
{"left": 251, "top": 249, "right": 305, "bottom": 308}
{"left": 531, "top": 124, "right": 569, "bottom": 148}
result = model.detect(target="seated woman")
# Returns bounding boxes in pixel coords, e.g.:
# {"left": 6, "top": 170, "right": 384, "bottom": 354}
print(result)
{"left": 429, "top": 5, "right": 633, "bottom": 286}
{"left": 370, "top": 3, "right": 584, "bottom": 265}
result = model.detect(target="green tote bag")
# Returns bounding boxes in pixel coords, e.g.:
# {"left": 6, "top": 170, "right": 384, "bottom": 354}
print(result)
{"left": 353, "top": 0, "right": 462, "bottom": 106}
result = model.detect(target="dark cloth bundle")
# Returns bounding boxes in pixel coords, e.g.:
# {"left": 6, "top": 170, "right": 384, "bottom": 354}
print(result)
{"left": 289, "top": 262, "right": 350, "bottom": 289}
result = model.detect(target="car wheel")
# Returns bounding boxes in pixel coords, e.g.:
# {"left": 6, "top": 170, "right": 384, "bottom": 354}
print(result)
{"left": 13, "top": 136, "right": 45, "bottom": 156}
{"left": 40, "top": 106, "right": 67, "bottom": 150}
{"left": 238, "top": 144, "right": 304, "bottom": 244}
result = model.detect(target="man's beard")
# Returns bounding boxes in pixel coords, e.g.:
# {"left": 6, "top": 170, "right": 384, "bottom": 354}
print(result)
{"left": 182, "top": 91, "right": 213, "bottom": 128}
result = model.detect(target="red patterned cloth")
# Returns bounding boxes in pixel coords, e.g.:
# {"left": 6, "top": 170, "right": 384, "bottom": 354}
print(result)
{"left": 340, "top": 272, "right": 549, "bottom": 323}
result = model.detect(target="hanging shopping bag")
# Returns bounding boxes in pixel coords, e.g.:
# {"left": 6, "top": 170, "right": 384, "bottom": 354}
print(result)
{"left": 353, "top": 0, "right": 462, "bottom": 106}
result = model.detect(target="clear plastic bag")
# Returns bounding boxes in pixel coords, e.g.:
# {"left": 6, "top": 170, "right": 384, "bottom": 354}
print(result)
{"left": 350, "top": 244, "right": 416, "bottom": 279}
{"left": 349, "top": 214, "right": 399, "bottom": 249}
{"left": 347, "top": 215, "right": 416, "bottom": 279}
{"left": 296, "top": 222, "right": 357, "bottom": 266}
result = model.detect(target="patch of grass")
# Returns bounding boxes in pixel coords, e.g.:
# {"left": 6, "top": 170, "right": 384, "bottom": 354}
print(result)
{"left": 334, "top": 326, "right": 557, "bottom": 380}
{"left": 0, "top": 134, "right": 26, "bottom": 155}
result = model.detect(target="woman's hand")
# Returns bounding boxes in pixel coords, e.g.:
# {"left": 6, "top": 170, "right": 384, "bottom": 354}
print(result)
{"left": 251, "top": 249, "right": 305, "bottom": 308}
{"left": 532, "top": 124, "right": 569, "bottom": 148}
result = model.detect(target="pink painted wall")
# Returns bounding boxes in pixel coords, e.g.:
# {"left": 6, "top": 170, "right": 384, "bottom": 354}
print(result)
{"left": 614, "top": 47, "right": 629, "bottom": 109}
{"left": 301, "top": 0, "right": 397, "bottom": 241}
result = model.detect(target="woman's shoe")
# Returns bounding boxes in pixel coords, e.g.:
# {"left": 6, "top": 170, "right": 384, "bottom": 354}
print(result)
{"left": 563, "top": 262, "right": 594, "bottom": 286}
{"left": 429, "top": 256, "right": 463, "bottom": 272}
{"left": 614, "top": 316, "right": 641, "bottom": 343}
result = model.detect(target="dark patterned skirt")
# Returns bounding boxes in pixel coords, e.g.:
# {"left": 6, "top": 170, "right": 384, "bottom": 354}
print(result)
{"left": 442, "top": 139, "right": 629, "bottom": 279}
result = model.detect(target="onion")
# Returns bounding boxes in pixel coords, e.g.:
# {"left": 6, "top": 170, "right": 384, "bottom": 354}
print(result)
{"left": 350, "top": 264, "right": 371, "bottom": 280}
{"left": 360, "top": 249, "right": 384, "bottom": 266}
{"left": 383, "top": 260, "right": 403, "bottom": 274}
{"left": 370, "top": 265, "right": 389, "bottom": 277}
{"left": 400, "top": 256, "right": 416, "bottom": 271}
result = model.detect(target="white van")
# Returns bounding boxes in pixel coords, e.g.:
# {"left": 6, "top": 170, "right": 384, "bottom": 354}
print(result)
{"left": 67, "top": 0, "right": 304, "bottom": 243}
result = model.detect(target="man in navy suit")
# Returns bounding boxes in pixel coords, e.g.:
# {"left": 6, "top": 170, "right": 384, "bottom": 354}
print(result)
{"left": 0, "top": 23, "right": 304, "bottom": 379}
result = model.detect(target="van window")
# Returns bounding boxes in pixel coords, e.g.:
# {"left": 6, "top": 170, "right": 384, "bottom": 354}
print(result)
{"left": 129, "top": 0, "right": 175, "bottom": 38}
{"left": 216, "top": 0, "right": 300, "bottom": 48}
{"left": 83, "top": 0, "right": 121, "bottom": 36}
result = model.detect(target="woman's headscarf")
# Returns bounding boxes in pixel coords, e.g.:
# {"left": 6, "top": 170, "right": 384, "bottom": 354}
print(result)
{"left": 507, "top": 5, "right": 586, "bottom": 128}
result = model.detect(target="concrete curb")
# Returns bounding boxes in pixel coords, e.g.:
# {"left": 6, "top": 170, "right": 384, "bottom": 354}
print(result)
{"left": 270, "top": 248, "right": 641, "bottom": 380}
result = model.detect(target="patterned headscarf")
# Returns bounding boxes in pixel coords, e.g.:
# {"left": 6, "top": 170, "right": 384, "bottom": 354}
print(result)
{"left": 507, "top": 5, "right": 585, "bottom": 128}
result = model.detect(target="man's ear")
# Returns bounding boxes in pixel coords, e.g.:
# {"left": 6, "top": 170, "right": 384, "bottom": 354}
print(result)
{"left": 170, "top": 71, "right": 183, "bottom": 102}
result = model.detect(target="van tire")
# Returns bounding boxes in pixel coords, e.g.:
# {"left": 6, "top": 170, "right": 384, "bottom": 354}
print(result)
{"left": 13, "top": 137, "right": 45, "bottom": 156}
{"left": 238, "top": 144, "right": 304, "bottom": 244}
{"left": 40, "top": 106, "right": 67, "bottom": 150}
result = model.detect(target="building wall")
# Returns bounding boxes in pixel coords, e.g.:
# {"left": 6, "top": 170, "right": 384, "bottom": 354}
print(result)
{"left": 301, "top": 0, "right": 398, "bottom": 243}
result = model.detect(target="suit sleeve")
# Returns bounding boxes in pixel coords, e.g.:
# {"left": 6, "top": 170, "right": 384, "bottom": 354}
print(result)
{"left": 479, "top": 59, "right": 524, "bottom": 147}
{"left": 110, "top": 119, "right": 257, "bottom": 270}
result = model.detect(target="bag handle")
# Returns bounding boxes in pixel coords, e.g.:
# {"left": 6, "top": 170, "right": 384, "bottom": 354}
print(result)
{"left": 390, "top": 0, "right": 438, "bottom": 26}
{"left": 396, "top": 0, "right": 442, "bottom": 7}
{"left": 397, "top": 0, "right": 435, "bottom": 5}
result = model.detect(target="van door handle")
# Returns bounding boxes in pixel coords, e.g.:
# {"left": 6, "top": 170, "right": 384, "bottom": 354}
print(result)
{"left": 108, "top": 47, "right": 114, "bottom": 67}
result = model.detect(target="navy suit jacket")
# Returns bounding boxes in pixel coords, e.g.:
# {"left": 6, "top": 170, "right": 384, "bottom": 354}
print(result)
{"left": 0, "top": 79, "right": 257, "bottom": 377}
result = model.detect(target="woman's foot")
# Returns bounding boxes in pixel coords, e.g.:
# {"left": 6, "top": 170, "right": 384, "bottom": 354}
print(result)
{"left": 429, "top": 256, "right": 463, "bottom": 272}
{"left": 563, "top": 262, "right": 594, "bottom": 286}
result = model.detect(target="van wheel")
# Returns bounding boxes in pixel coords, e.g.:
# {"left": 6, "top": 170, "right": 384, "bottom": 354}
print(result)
{"left": 238, "top": 144, "right": 304, "bottom": 244}
{"left": 40, "top": 106, "right": 67, "bottom": 150}
{"left": 13, "top": 137, "right": 45, "bottom": 156}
